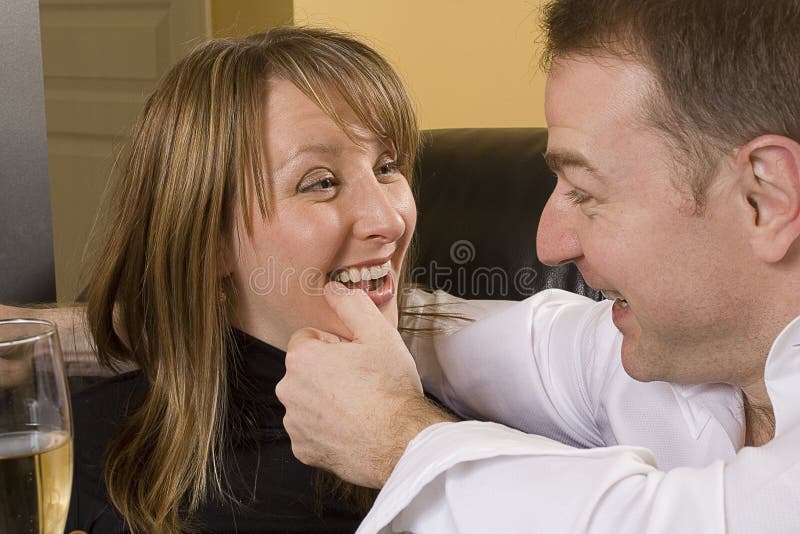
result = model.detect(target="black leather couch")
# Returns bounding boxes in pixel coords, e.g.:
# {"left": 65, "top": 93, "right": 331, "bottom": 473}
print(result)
{"left": 413, "top": 128, "right": 601, "bottom": 302}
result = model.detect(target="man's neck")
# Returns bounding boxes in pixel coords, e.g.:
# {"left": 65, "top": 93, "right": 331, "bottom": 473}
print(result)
{"left": 736, "top": 301, "right": 798, "bottom": 447}
{"left": 743, "top": 383, "right": 775, "bottom": 446}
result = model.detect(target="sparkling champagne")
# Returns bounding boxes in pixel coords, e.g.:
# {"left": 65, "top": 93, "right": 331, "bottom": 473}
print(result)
{"left": 0, "top": 431, "right": 73, "bottom": 534}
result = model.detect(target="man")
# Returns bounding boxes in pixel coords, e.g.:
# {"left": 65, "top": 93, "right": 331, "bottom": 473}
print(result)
{"left": 275, "top": 0, "right": 800, "bottom": 532}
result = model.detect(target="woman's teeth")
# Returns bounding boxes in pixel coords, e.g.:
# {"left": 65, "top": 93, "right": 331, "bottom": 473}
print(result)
{"left": 330, "top": 259, "right": 392, "bottom": 284}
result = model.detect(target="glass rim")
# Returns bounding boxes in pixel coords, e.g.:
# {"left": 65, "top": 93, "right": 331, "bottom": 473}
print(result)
{"left": 0, "top": 318, "right": 57, "bottom": 347}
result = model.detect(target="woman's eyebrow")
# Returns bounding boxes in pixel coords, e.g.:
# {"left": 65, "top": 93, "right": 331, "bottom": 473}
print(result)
{"left": 543, "top": 149, "right": 607, "bottom": 183}
{"left": 277, "top": 144, "right": 342, "bottom": 171}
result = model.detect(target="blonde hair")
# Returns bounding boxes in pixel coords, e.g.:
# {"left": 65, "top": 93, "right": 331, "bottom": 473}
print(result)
{"left": 86, "top": 27, "right": 419, "bottom": 534}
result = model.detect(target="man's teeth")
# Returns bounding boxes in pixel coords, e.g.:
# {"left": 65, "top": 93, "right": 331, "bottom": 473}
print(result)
{"left": 602, "top": 290, "right": 628, "bottom": 307}
{"left": 331, "top": 260, "right": 391, "bottom": 284}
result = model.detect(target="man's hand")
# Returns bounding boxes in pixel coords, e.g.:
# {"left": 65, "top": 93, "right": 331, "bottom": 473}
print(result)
{"left": 276, "top": 282, "right": 455, "bottom": 488}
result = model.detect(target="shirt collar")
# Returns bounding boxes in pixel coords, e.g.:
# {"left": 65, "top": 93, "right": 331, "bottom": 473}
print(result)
{"left": 668, "top": 314, "right": 800, "bottom": 445}
{"left": 764, "top": 314, "right": 800, "bottom": 438}
{"left": 669, "top": 381, "right": 743, "bottom": 447}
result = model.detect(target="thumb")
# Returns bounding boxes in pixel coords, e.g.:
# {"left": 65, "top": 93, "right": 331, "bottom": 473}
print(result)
{"left": 324, "top": 281, "right": 394, "bottom": 343}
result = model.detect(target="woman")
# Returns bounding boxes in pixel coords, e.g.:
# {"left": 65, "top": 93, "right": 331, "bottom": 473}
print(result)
{"left": 66, "top": 26, "right": 419, "bottom": 534}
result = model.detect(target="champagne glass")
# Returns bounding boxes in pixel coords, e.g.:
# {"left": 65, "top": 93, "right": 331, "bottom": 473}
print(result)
{"left": 0, "top": 319, "right": 73, "bottom": 534}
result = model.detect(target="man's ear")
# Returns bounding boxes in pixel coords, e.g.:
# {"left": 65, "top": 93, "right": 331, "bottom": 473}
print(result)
{"left": 739, "top": 135, "right": 800, "bottom": 263}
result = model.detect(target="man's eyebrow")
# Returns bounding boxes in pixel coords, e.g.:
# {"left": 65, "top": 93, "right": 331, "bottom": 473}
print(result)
{"left": 543, "top": 150, "right": 605, "bottom": 181}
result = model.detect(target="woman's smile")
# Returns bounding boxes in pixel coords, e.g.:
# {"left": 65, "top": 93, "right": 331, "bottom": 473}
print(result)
{"left": 229, "top": 79, "right": 417, "bottom": 349}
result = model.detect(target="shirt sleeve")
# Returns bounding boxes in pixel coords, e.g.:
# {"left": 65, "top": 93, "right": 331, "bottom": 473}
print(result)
{"left": 357, "top": 421, "right": 799, "bottom": 534}
{"left": 402, "top": 289, "right": 619, "bottom": 448}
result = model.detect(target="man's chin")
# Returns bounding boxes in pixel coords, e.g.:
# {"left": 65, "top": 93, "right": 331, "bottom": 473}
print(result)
{"left": 619, "top": 332, "right": 657, "bottom": 383}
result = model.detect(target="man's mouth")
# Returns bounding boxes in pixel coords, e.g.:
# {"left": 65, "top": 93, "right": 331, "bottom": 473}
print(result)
{"left": 601, "top": 290, "right": 629, "bottom": 308}
{"left": 328, "top": 259, "right": 392, "bottom": 292}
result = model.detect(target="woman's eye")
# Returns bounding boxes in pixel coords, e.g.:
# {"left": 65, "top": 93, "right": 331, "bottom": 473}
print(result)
{"left": 376, "top": 159, "right": 401, "bottom": 176}
{"left": 297, "top": 174, "right": 337, "bottom": 193}
{"left": 316, "top": 177, "right": 334, "bottom": 189}
{"left": 564, "top": 189, "right": 593, "bottom": 205}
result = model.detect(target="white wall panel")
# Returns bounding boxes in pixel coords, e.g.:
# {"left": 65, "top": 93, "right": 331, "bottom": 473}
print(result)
{"left": 39, "top": 0, "right": 209, "bottom": 300}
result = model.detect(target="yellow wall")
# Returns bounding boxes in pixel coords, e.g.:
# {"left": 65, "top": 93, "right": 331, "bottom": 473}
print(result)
{"left": 211, "top": 0, "right": 293, "bottom": 37}
{"left": 293, "top": 0, "right": 548, "bottom": 129}
{"left": 210, "top": 0, "right": 549, "bottom": 128}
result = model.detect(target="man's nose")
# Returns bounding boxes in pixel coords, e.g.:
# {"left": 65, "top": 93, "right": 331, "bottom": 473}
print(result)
{"left": 351, "top": 179, "right": 406, "bottom": 244}
{"left": 536, "top": 188, "right": 583, "bottom": 266}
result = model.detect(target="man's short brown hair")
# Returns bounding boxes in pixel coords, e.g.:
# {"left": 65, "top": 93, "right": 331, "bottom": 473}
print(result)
{"left": 541, "top": 0, "right": 800, "bottom": 208}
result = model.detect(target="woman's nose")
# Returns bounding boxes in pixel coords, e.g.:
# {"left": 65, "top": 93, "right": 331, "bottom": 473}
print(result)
{"left": 351, "top": 180, "right": 407, "bottom": 244}
{"left": 536, "top": 188, "right": 583, "bottom": 266}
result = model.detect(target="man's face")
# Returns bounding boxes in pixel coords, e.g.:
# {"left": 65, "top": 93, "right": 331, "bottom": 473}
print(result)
{"left": 537, "top": 55, "right": 759, "bottom": 385}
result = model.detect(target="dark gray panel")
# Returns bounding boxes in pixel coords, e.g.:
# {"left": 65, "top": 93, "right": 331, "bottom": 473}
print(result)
{"left": 0, "top": 0, "right": 56, "bottom": 303}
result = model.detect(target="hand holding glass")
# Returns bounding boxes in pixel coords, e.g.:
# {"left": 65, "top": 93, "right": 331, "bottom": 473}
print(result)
{"left": 0, "top": 320, "right": 73, "bottom": 534}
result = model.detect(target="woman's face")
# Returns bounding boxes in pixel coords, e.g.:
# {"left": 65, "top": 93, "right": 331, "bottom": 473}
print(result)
{"left": 229, "top": 79, "right": 417, "bottom": 349}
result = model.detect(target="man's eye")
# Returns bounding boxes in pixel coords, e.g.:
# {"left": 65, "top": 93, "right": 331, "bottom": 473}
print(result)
{"left": 564, "top": 189, "right": 593, "bottom": 205}
{"left": 564, "top": 189, "right": 592, "bottom": 206}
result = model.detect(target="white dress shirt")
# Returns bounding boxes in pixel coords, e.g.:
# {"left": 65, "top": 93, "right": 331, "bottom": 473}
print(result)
{"left": 357, "top": 289, "right": 800, "bottom": 533}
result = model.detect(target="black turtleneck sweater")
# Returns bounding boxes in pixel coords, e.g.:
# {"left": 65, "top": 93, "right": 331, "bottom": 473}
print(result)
{"left": 65, "top": 330, "right": 363, "bottom": 533}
